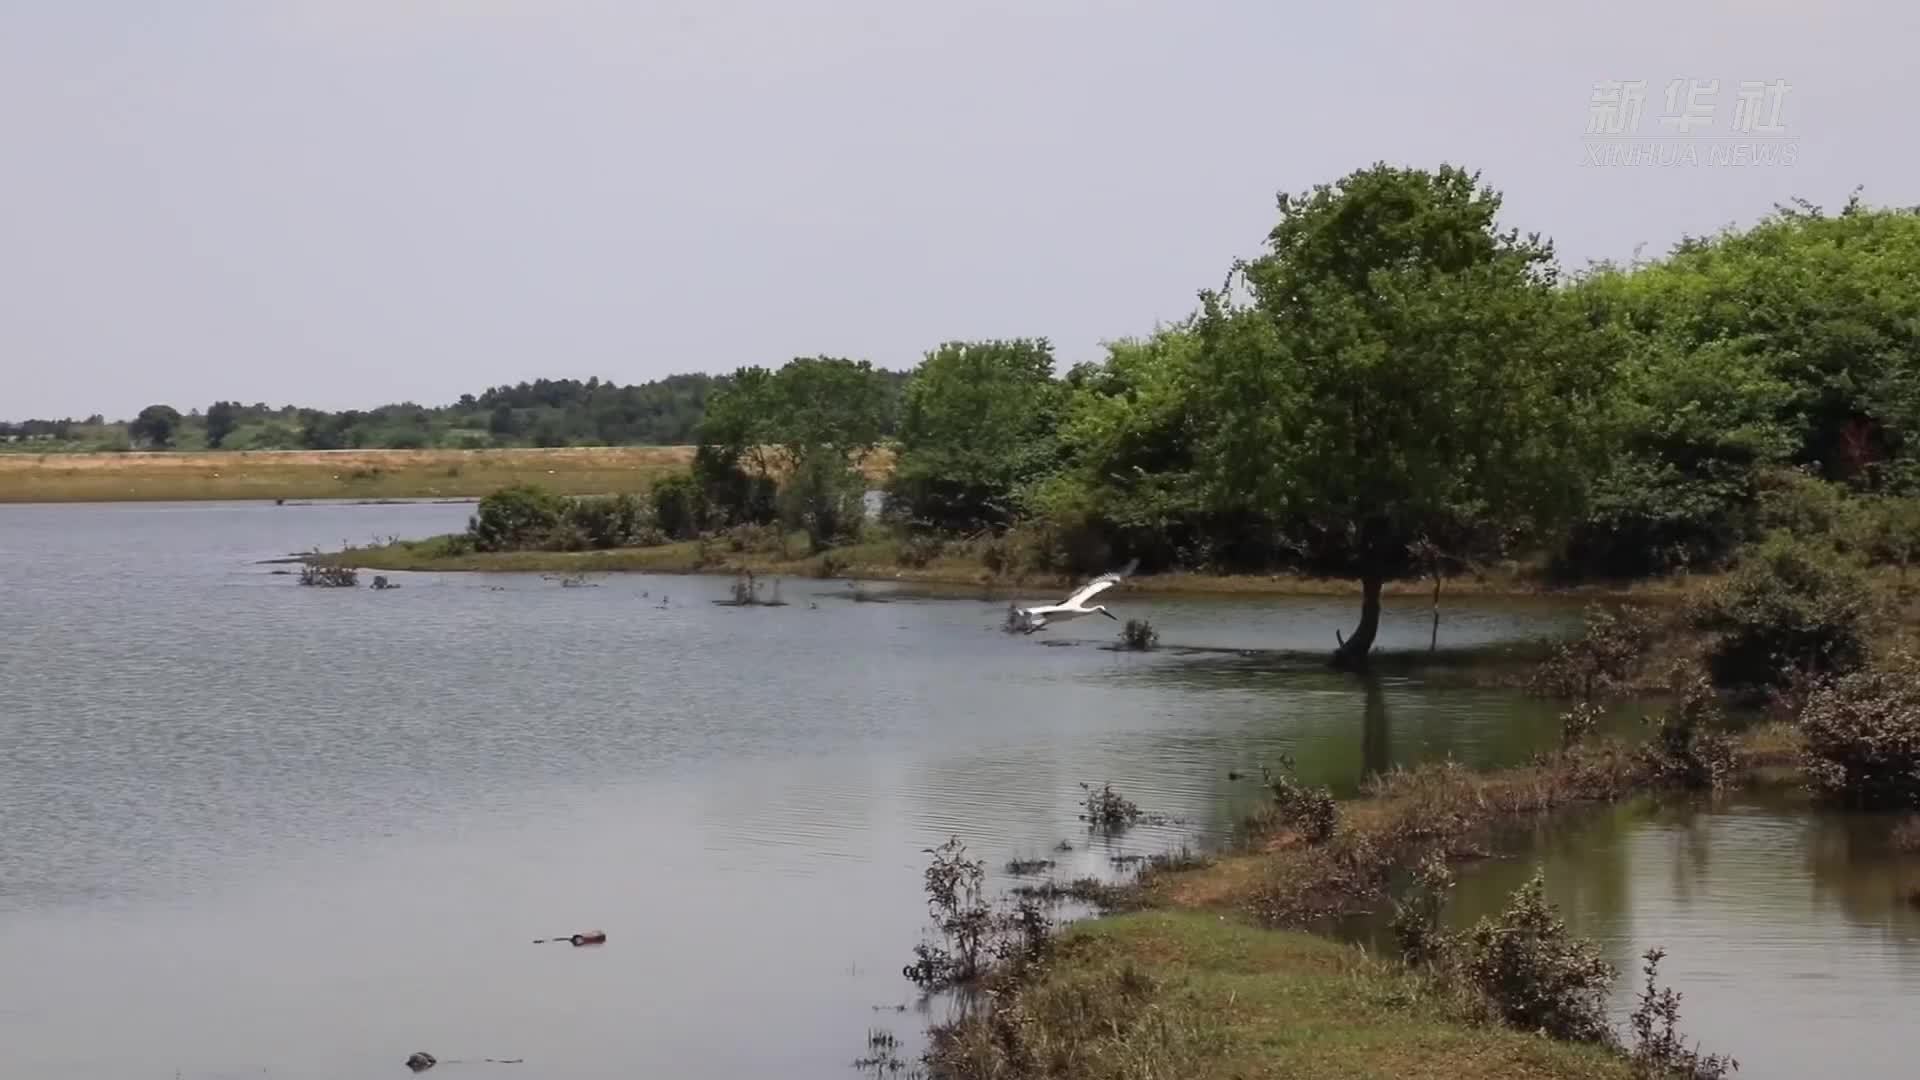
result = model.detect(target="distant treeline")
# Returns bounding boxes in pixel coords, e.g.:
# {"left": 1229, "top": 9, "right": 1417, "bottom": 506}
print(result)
{"left": 1, "top": 371, "right": 912, "bottom": 452}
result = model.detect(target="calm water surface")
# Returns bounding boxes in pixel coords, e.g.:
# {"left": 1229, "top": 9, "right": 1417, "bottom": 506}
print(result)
{"left": 0, "top": 501, "right": 1912, "bottom": 1078}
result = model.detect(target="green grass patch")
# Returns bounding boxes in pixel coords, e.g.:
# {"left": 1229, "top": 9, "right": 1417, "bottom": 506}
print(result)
{"left": 929, "top": 910, "right": 1631, "bottom": 1080}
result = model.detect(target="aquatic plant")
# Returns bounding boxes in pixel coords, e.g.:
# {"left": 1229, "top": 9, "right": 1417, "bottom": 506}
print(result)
{"left": 904, "top": 838, "right": 1060, "bottom": 992}
{"left": 717, "top": 570, "right": 786, "bottom": 606}
{"left": 1078, "top": 782, "right": 1141, "bottom": 831}
{"left": 1141, "top": 844, "right": 1212, "bottom": 876}
{"left": 1003, "top": 857, "right": 1055, "bottom": 876}
{"left": 1118, "top": 617, "right": 1159, "bottom": 651}
{"left": 1627, "top": 948, "right": 1738, "bottom": 1078}
{"left": 1007, "top": 876, "right": 1135, "bottom": 911}
{"left": 1001, "top": 601, "right": 1025, "bottom": 634}
{"left": 903, "top": 837, "right": 995, "bottom": 990}
{"left": 298, "top": 563, "right": 358, "bottom": 587}
{"left": 852, "top": 1028, "right": 923, "bottom": 1079}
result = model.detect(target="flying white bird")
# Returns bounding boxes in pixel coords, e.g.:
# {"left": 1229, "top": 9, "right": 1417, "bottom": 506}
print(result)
{"left": 1014, "top": 559, "right": 1139, "bottom": 633}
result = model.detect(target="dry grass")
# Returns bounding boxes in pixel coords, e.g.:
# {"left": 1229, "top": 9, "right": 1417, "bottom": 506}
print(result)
{"left": 0, "top": 446, "right": 698, "bottom": 503}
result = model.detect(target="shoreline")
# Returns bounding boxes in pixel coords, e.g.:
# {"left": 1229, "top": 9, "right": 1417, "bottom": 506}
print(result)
{"left": 928, "top": 724, "right": 1804, "bottom": 1078}
{"left": 311, "top": 532, "right": 1711, "bottom": 603}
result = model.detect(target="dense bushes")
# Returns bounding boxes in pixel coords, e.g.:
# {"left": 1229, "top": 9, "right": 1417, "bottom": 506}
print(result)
{"left": 469, "top": 486, "right": 569, "bottom": 551}
{"left": 777, "top": 448, "right": 866, "bottom": 552}
{"left": 468, "top": 486, "right": 657, "bottom": 552}
{"left": 1531, "top": 604, "right": 1666, "bottom": 700}
{"left": 1798, "top": 652, "right": 1920, "bottom": 809}
{"left": 1687, "top": 534, "right": 1876, "bottom": 691}
{"left": 1636, "top": 672, "right": 1740, "bottom": 790}
{"left": 566, "top": 493, "right": 646, "bottom": 549}
{"left": 648, "top": 473, "right": 710, "bottom": 540}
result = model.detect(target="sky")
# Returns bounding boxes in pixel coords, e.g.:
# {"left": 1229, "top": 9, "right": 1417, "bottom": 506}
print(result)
{"left": 3, "top": 1, "right": 1915, "bottom": 420}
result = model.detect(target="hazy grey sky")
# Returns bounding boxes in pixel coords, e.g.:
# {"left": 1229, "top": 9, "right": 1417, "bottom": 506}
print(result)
{"left": 4, "top": 1, "right": 1913, "bottom": 419}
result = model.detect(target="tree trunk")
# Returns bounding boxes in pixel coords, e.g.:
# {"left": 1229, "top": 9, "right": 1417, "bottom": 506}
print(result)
{"left": 1333, "top": 573, "right": 1384, "bottom": 669}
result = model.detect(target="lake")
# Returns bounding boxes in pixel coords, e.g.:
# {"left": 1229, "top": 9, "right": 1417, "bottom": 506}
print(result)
{"left": 0, "top": 501, "right": 1913, "bottom": 1078}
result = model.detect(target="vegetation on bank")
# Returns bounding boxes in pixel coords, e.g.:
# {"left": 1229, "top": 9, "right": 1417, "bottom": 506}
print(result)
{"left": 929, "top": 911, "right": 1637, "bottom": 1080}
{"left": 913, "top": 579, "right": 1920, "bottom": 1078}
{"left": 920, "top": 717, "right": 1795, "bottom": 1079}
{"left": 413, "top": 169, "right": 1911, "bottom": 666}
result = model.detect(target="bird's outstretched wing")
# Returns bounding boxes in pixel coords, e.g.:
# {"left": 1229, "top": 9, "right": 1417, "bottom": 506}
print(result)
{"left": 1062, "top": 557, "right": 1139, "bottom": 608}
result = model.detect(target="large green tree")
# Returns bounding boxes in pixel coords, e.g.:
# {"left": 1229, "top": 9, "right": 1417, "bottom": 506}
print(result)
{"left": 1559, "top": 196, "right": 1920, "bottom": 576}
{"left": 129, "top": 404, "right": 182, "bottom": 449}
{"left": 1027, "top": 325, "right": 1222, "bottom": 569}
{"left": 204, "top": 401, "right": 240, "bottom": 449}
{"left": 694, "top": 357, "right": 890, "bottom": 541}
{"left": 1197, "top": 164, "right": 1603, "bottom": 666}
{"left": 889, "top": 339, "right": 1064, "bottom": 531}
{"left": 1604, "top": 197, "right": 1920, "bottom": 485}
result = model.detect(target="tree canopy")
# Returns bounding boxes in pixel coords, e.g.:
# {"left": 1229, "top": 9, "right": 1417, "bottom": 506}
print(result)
{"left": 1194, "top": 164, "right": 1606, "bottom": 662}
{"left": 888, "top": 339, "right": 1065, "bottom": 532}
{"left": 129, "top": 404, "right": 182, "bottom": 449}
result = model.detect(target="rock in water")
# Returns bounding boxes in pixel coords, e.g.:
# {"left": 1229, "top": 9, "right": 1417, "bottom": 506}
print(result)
{"left": 406, "top": 1051, "right": 437, "bottom": 1072}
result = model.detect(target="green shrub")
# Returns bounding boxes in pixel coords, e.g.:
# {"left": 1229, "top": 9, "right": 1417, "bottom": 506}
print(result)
{"left": 1530, "top": 603, "right": 1664, "bottom": 701}
{"left": 895, "top": 533, "right": 946, "bottom": 569}
{"left": 565, "top": 493, "right": 645, "bottom": 549}
{"left": 1266, "top": 765, "right": 1337, "bottom": 844}
{"left": 1798, "top": 652, "right": 1920, "bottom": 809}
{"left": 1636, "top": 670, "right": 1739, "bottom": 790}
{"left": 1389, "top": 850, "right": 1455, "bottom": 968}
{"left": 1627, "top": 947, "right": 1738, "bottom": 1079}
{"left": 1752, "top": 467, "right": 1862, "bottom": 548}
{"left": 468, "top": 485, "right": 567, "bottom": 551}
{"left": 1461, "top": 870, "right": 1616, "bottom": 1044}
{"left": 777, "top": 449, "right": 865, "bottom": 552}
{"left": 1079, "top": 782, "right": 1141, "bottom": 831}
{"left": 1858, "top": 495, "right": 1920, "bottom": 582}
{"left": 1688, "top": 534, "right": 1875, "bottom": 691}
{"left": 649, "top": 473, "right": 709, "bottom": 540}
